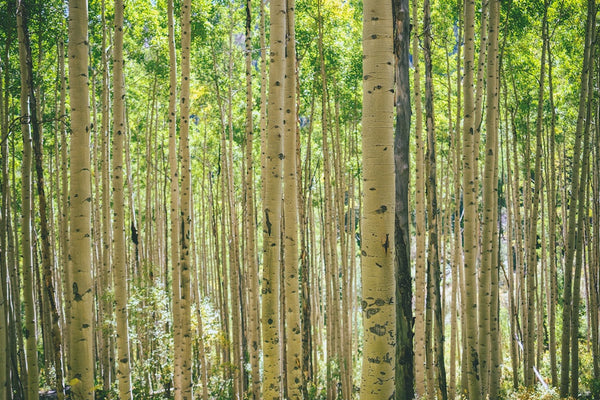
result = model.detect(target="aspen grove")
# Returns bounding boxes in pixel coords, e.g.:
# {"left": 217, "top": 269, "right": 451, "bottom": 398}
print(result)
{"left": 0, "top": 0, "right": 599, "bottom": 398}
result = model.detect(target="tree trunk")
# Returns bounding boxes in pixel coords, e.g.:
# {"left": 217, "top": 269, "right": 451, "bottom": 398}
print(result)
{"left": 570, "top": 23, "right": 596, "bottom": 395}
{"left": 16, "top": 2, "right": 39, "bottom": 398}
{"left": 98, "top": 0, "right": 113, "bottom": 391}
{"left": 166, "top": 0, "right": 182, "bottom": 394}
{"left": 283, "top": 0, "right": 302, "bottom": 396}
{"left": 67, "top": 0, "right": 95, "bottom": 395}
{"left": 411, "top": 0, "right": 427, "bottom": 395}
{"left": 261, "top": 0, "right": 285, "bottom": 396}
{"left": 360, "top": 0, "right": 396, "bottom": 396}
{"left": 462, "top": 0, "right": 480, "bottom": 396}
{"left": 392, "top": 0, "right": 413, "bottom": 396}
{"left": 243, "top": 1, "right": 261, "bottom": 398}
{"left": 423, "top": 0, "right": 447, "bottom": 397}
{"left": 481, "top": 1, "right": 500, "bottom": 395}
{"left": 560, "top": 1, "right": 596, "bottom": 395}
{"left": 178, "top": 0, "right": 193, "bottom": 396}
{"left": 112, "top": 0, "right": 133, "bottom": 395}
{"left": 545, "top": 34, "right": 558, "bottom": 389}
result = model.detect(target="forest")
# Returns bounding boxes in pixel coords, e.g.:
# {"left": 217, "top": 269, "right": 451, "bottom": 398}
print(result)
{"left": 0, "top": 0, "right": 599, "bottom": 398}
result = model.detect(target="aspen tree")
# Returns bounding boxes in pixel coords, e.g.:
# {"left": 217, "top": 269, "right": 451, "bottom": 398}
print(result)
{"left": 423, "top": 0, "right": 447, "bottom": 396}
{"left": 361, "top": 0, "right": 396, "bottom": 396}
{"left": 1, "top": 45, "right": 6, "bottom": 399}
{"left": 481, "top": 0, "right": 500, "bottom": 395}
{"left": 449, "top": 6, "right": 463, "bottom": 398}
{"left": 67, "top": 0, "right": 95, "bottom": 395}
{"left": 523, "top": 3, "right": 547, "bottom": 387}
{"left": 560, "top": 1, "right": 596, "bottom": 395}
{"left": 261, "top": 0, "right": 285, "bottom": 395}
{"left": 16, "top": 2, "right": 39, "bottom": 398}
{"left": 98, "top": 0, "right": 113, "bottom": 390}
{"left": 222, "top": 22, "right": 245, "bottom": 398}
{"left": 0, "top": 41, "right": 8, "bottom": 400}
{"left": 546, "top": 36, "right": 558, "bottom": 388}
{"left": 4, "top": 36, "right": 15, "bottom": 400}
{"left": 166, "top": 0, "right": 182, "bottom": 393}
{"left": 462, "top": 0, "right": 480, "bottom": 396}
{"left": 283, "top": 0, "right": 302, "bottom": 396}
{"left": 570, "top": 26, "right": 595, "bottom": 396}
{"left": 0, "top": 83, "right": 6, "bottom": 398}
{"left": 178, "top": 0, "right": 193, "bottom": 395}
{"left": 57, "top": 34, "right": 70, "bottom": 371}
{"left": 112, "top": 0, "right": 133, "bottom": 395}
{"left": 411, "top": 0, "right": 427, "bottom": 395}
{"left": 300, "top": 100, "right": 315, "bottom": 395}
{"left": 392, "top": 0, "right": 413, "bottom": 396}
{"left": 593, "top": 59, "right": 600, "bottom": 384}
{"left": 243, "top": 0, "right": 261, "bottom": 397}
{"left": 501, "top": 81, "right": 519, "bottom": 390}
{"left": 332, "top": 89, "right": 351, "bottom": 400}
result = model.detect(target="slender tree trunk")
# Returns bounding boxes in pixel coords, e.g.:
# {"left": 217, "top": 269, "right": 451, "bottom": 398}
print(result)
{"left": 16, "top": 2, "right": 39, "bottom": 398}
{"left": 449, "top": 5, "right": 462, "bottom": 397}
{"left": 411, "top": 0, "right": 427, "bottom": 395}
{"left": 98, "top": 0, "right": 113, "bottom": 391}
{"left": 482, "top": 1, "right": 500, "bottom": 395}
{"left": 283, "top": 0, "right": 302, "bottom": 396}
{"left": 361, "top": 0, "right": 396, "bottom": 397}
{"left": 592, "top": 59, "right": 600, "bottom": 386}
{"left": 67, "top": 0, "right": 95, "bottom": 395}
{"left": 546, "top": 34, "right": 558, "bottom": 389}
{"left": 0, "top": 33, "right": 8, "bottom": 399}
{"left": 560, "top": 1, "right": 596, "bottom": 395}
{"left": 462, "top": 0, "right": 480, "bottom": 396}
{"left": 570, "top": 24, "right": 596, "bottom": 395}
{"left": 112, "top": 0, "right": 133, "bottom": 396}
{"left": 0, "top": 59, "right": 7, "bottom": 398}
{"left": 393, "top": 0, "right": 413, "bottom": 396}
{"left": 523, "top": 3, "right": 547, "bottom": 387}
{"left": 300, "top": 100, "right": 314, "bottom": 396}
{"left": 178, "top": 0, "right": 193, "bottom": 396}
{"left": 223, "top": 24, "right": 245, "bottom": 399}
{"left": 262, "top": 0, "right": 285, "bottom": 396}
{"left": 423, "top": 1, "right": 447, "bottom": 397}
{"left": 243, "top": 1, "right": 261, "bottom": 398}
{"left": 166, "top": 0, "right": 181, "bottom": 394}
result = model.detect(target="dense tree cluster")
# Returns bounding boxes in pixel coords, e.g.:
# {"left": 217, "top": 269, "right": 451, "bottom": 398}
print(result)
{"left": 0, "top": 0, "right": 598, "bottom": 399}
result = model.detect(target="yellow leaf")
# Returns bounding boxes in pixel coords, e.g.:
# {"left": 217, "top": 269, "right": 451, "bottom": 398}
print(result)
{"left": 69, "top": 377, "right": 81, "bottom": 386}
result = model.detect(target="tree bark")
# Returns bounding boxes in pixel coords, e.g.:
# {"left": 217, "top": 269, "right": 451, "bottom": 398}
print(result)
{"left": 481, "top": 1, "right": 500, "bottom": 395}
{"left": 392, "top": 0, "right": 413, "bottom": 396}
{"left": 411, "top": 0, "right": 427, "bottom": 395}
{"left": 560, "top": 1, "right": 596, "bottom": 395}
{"left": 67, "top": 0, "right": 95, "bottom": 395}
{"left": 360, "top": 0, "right": 396, "bottom": 396}
{"left": 243, "top": 1, "right": 261, "bottom": 398}
{"left": 261, "top": 0, "right": 286, "bottom": 396}
{"left": 462, "top": 0, "right": 480, "bottom": 396}
{"left": 283, "top": 0, "right": 302, "bottom": 396}
{"left": 112, "top": 0, "right": 133, "bottom": 395}
{"left": 423, "top": 0, "right": 447, "bottom": 397}
{"left": 178, "top": 0, "right": 193, "bottom": 396}
{"left": 16, "top": 2, "right": 39, "bottom": 398}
